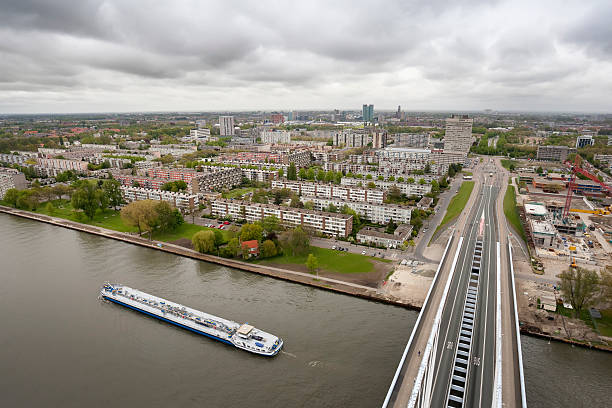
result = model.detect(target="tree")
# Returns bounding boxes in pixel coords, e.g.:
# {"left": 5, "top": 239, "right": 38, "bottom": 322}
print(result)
{"left": 16, "top": 190, "right": 39, "bottom": 210}
{"left": 221, "top": 237, "right": 241, "bottom": 258}
{"left": 367, "top": 181, "right": 376, "bottom": 189}
{"left": 3, "top": 188, "right": 19, "bottom": 207}
{"left": 155, "top": 201, "right": 179, "bottom": 232}
{"left": 559, "top": 266, "right": 600, "bottom": 318}
{"left": 424, "top": 163, "right": 431, "bottom": 174}
{"left": 71, "top": 181, "right": 105, "bottom": 220}
{"left": 303, "top": 201, "right": 314, "bottom": 210}
{"left": 51, "top": 184, "right": 73, "bottom": 201}
{"left": 278, "top": 168, "right": 284, "bottom": 178}
{"left": 397, "top": 177, "right": 404, "bottom": 183}
{"left": 290, "top": 196, "right": 303, "bottom": 208}
{"left": 240, "top": 223, "right": 263, "bottom": 242}
{"left": 316, "top": 169, "right": 326, "bottom": 181}
{"left": 327, "top": 203, "right": 338, "bottom": 213}
{"left": 387, "top": 185, "right": 402, "bottom": 202}
{"left": 261, "top": 216, "right": 280, "bottom": 234}
{"left": 407, "top": 177, "right": 415, "bottom": 184}
{"left": 192, "top": 230, "right": 216, "bottom": 254}
{"left": 325, "top": 171, "right": 335, "bottom": 183}
{"left": 419, "top": 178, "right": 426, "bottom": 185}
{"left": 261, "top": 239, "right": 278, "bottom": 258}
{"left": 121, "top": 200, "right": 159, "bottom": 236}
{"left": 536, "top": 166, "right": 543, "bottom": 174}
{"left": 386, "top": 219, "right": 397, "bottom": 234}
{"left": 213, "top": 229, "right": 225, "bottom": 247}
{"left": 306, "top": 168, "right": 315, "bottom": 180}
{"left": 279, "top": 226, "right": 310, "bottom": 256}
{"left": 306, "top": 254, "right": 319, "bottom": 275}
{"left": 366, "top": 174, "right": 373, "bottom": 180}
{"left": 298, "top": 168, "right": 307, "bottom": 179}
{"left": 102, "top": 179, "right": 123, "bottom": 209}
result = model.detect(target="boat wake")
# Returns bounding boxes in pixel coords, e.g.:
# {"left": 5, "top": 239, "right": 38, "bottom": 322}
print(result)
{"left": 281, "top": 350, "right": 297, "bottom": 358}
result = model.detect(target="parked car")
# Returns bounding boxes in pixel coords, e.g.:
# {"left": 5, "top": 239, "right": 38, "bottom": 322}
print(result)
{"left": 223, "top": 221, "right": 230, "bottom": 225}
{"left": 332, "top": 246, "right": 337, "bottom": 250}
{"left": 361, "top": 250, "right": 367, "bottom": 255}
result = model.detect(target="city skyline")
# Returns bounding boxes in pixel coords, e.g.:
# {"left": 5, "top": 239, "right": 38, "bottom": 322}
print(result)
{"left": 1, "top": 0, "right": 612, "bottom": 114}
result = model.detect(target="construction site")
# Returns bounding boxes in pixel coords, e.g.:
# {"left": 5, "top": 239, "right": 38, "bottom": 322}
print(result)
{"left": 508, "top": 155, "right": 612, "bottom": 344}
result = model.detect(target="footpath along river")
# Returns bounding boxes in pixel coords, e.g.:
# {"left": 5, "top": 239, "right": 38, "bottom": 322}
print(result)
{"left": 1, "top": 214, "right": 611, "bottom": 407}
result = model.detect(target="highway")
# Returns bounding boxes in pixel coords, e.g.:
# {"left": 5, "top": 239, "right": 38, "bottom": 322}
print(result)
{"left": 428, "top": 168, "right": 498, "bottom": 407}
{"left": 384, "top": 157, "right": 526, "bottom": 408}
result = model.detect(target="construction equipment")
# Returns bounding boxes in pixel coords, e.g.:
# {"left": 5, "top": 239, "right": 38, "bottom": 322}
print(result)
{"left": 563, "top": 155, "right": 612, "bottom": 219}
{"left": 569, "top": 208, "right": 611, "bottom": 216}
{"left": 570, "top": 257, "right": 577, "bottom": 268}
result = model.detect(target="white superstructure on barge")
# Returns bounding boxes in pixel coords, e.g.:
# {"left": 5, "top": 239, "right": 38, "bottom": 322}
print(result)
{"left": 100, "top": 283, "right": 283, "bottom": 356}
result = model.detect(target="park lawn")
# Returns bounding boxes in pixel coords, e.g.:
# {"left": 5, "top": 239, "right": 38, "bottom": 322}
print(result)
{"left": 500, "top": 159, "right": 514, "bottom": 170}
{"left": 433, "top": 181, "right": 475, "bottom": 235}
{"left": 33, "top": 199, "right": 229, "bottom": 243}
{"left": 258, "top": 246, "right": 382, "bottom": 274}
{"left": 503, "top": 184, "right": 527, "bottom": 243}
{"left": 596, "top": 309, "right": 612, "bottom": 337}
{"left": 222, "top": 187, "right": 256, "bottom": 199}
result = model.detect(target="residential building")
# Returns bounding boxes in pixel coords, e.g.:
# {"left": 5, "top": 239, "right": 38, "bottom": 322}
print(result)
{"left": 372, "top": 129, "right": 387, "bottom": 149}
{"left": 444, "top": 115, "right": 473, "bottom": 153}
{"left": 271, "top": 180, "right": 385, "bottom": 203}
{"left": 307, "top": 197, "right": 412, "bottom": 224}
{"left": 333, "top": 130, "right": 371, "bottom": 148}
{"left": 37, "top": 158, "right": 89, "bottom": 172}
{"left": 190, "top": 128, "right": 212, "bottom": 142}
{"left": 149, "top": 145, "right": 197, "bottom": 157}
{"left": 241, "top": 240, "right": 260, "bottom": 257}
{"left": 219, "top": 116, "right": 235, "bottom": 136}
{"left": 0, "top": 168, "right": 27, "bottom": 199}
{"left": 270, "top": 114, "right": 285, "bottom": 124}
{"left": 340, "top": 177, "right": 432, "bottom": 196}
{"left": 576, "top": 135, "right": 594, "bottom": 148}
{"left": 356, "top": 224, "right": 413, "bottom": 248}
{"left": 120, "top": 186, "right": 198, "bottom": 212}
{"left": 261, "top": 130, "right": 291, "bottom": 144}
{"left": 0, "top": 153, "right": 30, "bottom": 165}
{"left": 394, "top": 133, "right": 430, "bottom": 148}
{"left": 210, "top": 199, "right": 353, "bottom": 238}
{"left": 417, "top": 196, "right": 434, "bottom": 209}
{"left": 536, "top": 145, "right": 576, "bottom": 161}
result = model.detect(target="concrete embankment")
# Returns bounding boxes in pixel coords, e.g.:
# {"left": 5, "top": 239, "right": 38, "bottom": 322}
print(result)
{"left": 0, "top": 206, "right": 419, "bottom": 310}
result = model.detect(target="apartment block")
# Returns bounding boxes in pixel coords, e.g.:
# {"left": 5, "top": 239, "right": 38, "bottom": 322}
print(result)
{"left": 121, "top": 186, "right": 198, "bottom": 211}
{"left": 307, "top": 197, "right": 412, "bottom": 224}
{"left": 210, "top": 199, "right": 353, "bottom": 238}
{"left": 0, "top": 153, "right": 30, "bottom": 165}
{"left": 393, "top": 133, "right": 430, "bottom": 148}
{"left": 356, "top": 224, "right": 413, "bottom": 248}
{"left": 333, "top": 131, "right": 371, "bottom": 148}
{"left": 340, "top": 177, "right": 431, "bottom": 196}
{"left": 271, "top": 180, "right": 385, "bottom": 203}
{"left": 36, "top": 158, "right": 89, "bottom": 172}
{"left": 444, "top": 115, "right": 473, "bottom": 153}
{"left": 536, "top": 145, "right": 576, "bottom": 161}
{"left": 261, "top": 130, "right": 291, "bottom": 144}
{"left": 0, "top": 168, "right": 27, "bottom": 199}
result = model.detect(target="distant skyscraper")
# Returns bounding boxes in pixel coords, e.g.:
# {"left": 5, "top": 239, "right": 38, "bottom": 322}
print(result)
{"left": 396, "top": 105, "right": 401, "bottom": 119}
{"left": 444, "top": 115, "right": 473, "bottom": 153}
{"left": 219, "top": 116, "right": 235, "bottom": 137}
{"left": 362, "top": 104, "right": 374, "bottom": 123}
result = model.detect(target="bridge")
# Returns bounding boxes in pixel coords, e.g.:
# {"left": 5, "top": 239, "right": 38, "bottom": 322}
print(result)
{"left": 382, "top": 158, "right": 527, "bottom": 408}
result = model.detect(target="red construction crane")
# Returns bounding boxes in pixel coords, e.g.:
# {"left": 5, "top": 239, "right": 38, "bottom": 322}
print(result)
{"left": 562, "top": 155, "right": 612, "bottom": 218}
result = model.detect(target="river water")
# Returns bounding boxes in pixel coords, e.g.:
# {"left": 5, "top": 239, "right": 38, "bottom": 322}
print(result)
{"left": 1, "top": 214, "right": 611, "bottom": 407}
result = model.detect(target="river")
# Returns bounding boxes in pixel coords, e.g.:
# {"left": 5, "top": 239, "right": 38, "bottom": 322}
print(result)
{"left": 1, "top": 214, "right": 611, "bottom": 407}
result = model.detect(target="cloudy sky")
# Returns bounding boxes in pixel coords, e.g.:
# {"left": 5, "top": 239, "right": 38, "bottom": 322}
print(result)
{"left": 1, "top": 0, "right": 611, "bottom": 114}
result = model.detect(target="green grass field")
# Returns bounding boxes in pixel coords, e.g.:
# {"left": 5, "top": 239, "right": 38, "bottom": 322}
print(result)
{"left": 258, "top": 246, "right": 388, "bottom": 274}
{"left": 433, "top": 181, "right": 475, "bottom": 236}
{"left": 503, "top": 184, "right": 527, "bottom": 243}
{"left": 500, "top": 159, "right": 514, "bottom": 170}
{"left": 222, "top": 187, "right": 256, "bottom": 199}
{"left": 32, "top": 200, "right": 229, "bottom": 243}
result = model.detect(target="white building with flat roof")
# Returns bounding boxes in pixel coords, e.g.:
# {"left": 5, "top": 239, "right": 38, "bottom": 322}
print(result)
{"left": 444, "top": 115, "right": 473, "bottom": 153}
{"left": 219, "top": 116, "right": 235, "bottom": 137}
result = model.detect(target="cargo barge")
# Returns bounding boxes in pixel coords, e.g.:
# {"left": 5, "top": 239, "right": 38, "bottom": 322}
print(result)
{"left": 100, "top": 283, "right": 283, "bottom": 356}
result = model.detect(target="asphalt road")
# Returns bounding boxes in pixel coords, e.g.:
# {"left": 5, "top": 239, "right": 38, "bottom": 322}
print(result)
{"left": 428, "top": 164, "right": 499, "bottom": 407}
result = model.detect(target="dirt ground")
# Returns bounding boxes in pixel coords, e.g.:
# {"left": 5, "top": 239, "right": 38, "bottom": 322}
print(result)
{"left": 171, "top": 238, "right": 193, "bottom": 249}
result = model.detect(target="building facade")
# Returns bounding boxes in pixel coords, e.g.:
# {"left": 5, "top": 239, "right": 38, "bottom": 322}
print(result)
{"left": 121, "top": 186, "right": 198, "bottom": 211}
{"left": 210, "top": 199, "right": 353, "bottom": 238}
{"left": 444, "top": 115, "right": 473, "bottom": 153}
{"left": 271, "top": 180, "right": 385, "bottom": 203}
{"left": 306, "top": 197, "right": 412, "bottom": 224}
{"left": 219, "top": 116, "right": 235, "bottom": 136}
{"left": 536, "top": 145, "right": 576, "bottom": 161}
{"left": 0, "top": 168, "right": 27, "bottom": 199}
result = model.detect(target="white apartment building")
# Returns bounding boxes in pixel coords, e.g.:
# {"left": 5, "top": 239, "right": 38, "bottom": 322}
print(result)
{"left": 121, "top": 186, "right": 198, "bottom": 211}
{"left": 306, "top": 197, "right": 412, "bottom": 224}
{"left": 261, "top": 130, "right": 291, "bottom": 144}
{"left": 37, "top": 158, "right": 89, "bottom": 172}
{"left": 272, "top": 180, "right": 385, "bottom": 204}
{"left": 0, "top": 168, "right": 27, "bottom": 199}
{"left": 189, "top": 128, "right": 212, "bottom": 142}
{"left": 149, "top": 145, "right": 197, "bottom": 156}
{"left": 219, "top": 116, "right": 235, "bottom": 136}
{"left": 0, "top": 153, "right": 31, "bottom": 165}
{"left": 340, "top": 177, "right": 431, "bottom": 196}
{"left": 356, "top": 224, "right": 413, "bottom": 248}
{"left": 444, "top": 115, "right": 473, "bottom": 153}
{"left": 333, "top": 131, "right": 371, "bottom": 147}
{"left": 210, "top": 199, "right": 353, "bottom": 238}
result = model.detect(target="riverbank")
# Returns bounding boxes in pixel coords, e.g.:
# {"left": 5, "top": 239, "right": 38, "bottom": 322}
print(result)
{"left": 0, "top": 205, "right": 418, "bottom": 310}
